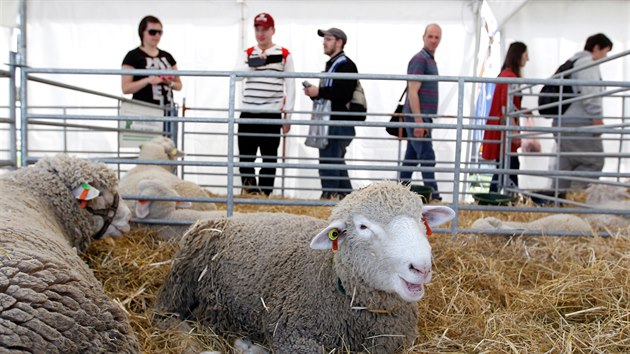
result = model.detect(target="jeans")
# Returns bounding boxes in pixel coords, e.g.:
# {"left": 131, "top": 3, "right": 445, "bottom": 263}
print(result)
{"left": 399, "top": 127, "right": 440, "bottom": 200}
{"left": 319, "top": 125, "right": 355, "bottom": 195}
{"left": 238, "top": 112, "right": 282, "bottom": 195}
{"left": 489, "top": 156, "right": 520, "bottom": 193}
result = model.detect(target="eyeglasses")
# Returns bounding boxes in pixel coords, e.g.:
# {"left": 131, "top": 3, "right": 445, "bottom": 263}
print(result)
{"left": 147, "top": 29, "right": 163, "bottom": 36}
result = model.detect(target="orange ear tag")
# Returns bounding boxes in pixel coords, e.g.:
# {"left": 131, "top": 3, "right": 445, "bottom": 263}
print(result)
{"left": 328, "top": 228, "right": 339, "bottom": 251}
{"left": 138, "top": 200, "right": 148, "bottom": 205}
{"left": 422, "top": 217, "right": 432, "bottom": 237}
{"left": 78, "top": 183, "right": 90, "bottom": 208}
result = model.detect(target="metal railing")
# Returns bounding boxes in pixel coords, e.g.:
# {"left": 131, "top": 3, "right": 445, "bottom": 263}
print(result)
{"left": 6, "top": 53, "right": 630, "bottom": 237}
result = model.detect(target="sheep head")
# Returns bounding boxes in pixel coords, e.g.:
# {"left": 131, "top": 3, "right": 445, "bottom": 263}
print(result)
{"left": 585, "top": 184, "right": 630, "bottom": 205}
{"left": 135, "top": 179, "right": 192, "bottom": 219}
{"left": 35, "top": 154, "right": 131, "bottom": 251}
{"left": 310, "top": 181, "right": 455, "bottom": 302}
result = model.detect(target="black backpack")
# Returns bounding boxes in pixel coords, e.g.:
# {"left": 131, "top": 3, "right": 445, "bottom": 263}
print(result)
{"left": 538, "top": 59, "right": 577, "bottom": 117}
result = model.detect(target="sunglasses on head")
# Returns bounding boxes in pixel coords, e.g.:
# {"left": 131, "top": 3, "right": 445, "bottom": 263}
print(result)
{"left": 147, "top": 29, "right": 163, "bottom": 36}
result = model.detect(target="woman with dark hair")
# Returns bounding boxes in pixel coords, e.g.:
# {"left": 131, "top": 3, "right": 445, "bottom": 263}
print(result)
{"left": 481, "top": 41, "right": 528, "bottom": 193}
{"left": 121, "top": 15, "right": 182, "bottom": 129}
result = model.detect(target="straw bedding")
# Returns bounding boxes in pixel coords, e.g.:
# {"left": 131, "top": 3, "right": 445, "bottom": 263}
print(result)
{"left": 83, "top": 200, "right": 630, "bottom": 353}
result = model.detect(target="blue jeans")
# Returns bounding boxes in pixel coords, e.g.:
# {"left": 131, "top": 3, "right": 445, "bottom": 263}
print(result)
{"left": 399, "top": 127, "right": 440, "bottom": 200}
{"left": 319, "top": 125, "right": 355, "bottom": 194}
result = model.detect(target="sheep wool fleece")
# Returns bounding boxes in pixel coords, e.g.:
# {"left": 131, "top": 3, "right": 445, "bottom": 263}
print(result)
{"left": 0, "top": 155, "right": 139, "bottom": 353}
{"left": 155, "top": 182, "right": 428, "bottom": 353}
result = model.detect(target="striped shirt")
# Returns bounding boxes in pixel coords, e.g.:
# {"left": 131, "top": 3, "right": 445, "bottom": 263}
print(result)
{"left": 235, "top": 45, "right": 296, "bottom": 119}
{"left": 403, "top": 48, "right": 439, "bottom": 121}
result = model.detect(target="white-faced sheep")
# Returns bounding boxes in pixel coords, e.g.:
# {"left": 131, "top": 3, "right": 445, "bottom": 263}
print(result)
{"left": 153, "top": 181, "right": 455, "bottom": 353}
{"left": 118, "top": 136, "right": 216, "bottom": 214}
{"left": 0, "top": 154, "right": 139, "bottom": 353}
{"left": 134, "top": 179, "right": 226, "bottom": 240}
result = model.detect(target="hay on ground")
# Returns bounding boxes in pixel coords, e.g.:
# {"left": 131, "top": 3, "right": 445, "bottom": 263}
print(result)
{"left": 83, "top": 199, "right": 630, "bottom": 353}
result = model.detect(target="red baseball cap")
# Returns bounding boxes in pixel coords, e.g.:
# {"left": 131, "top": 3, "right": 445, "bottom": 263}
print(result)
{"left": 254, "top": 13, "right": 275, "bottom": 28}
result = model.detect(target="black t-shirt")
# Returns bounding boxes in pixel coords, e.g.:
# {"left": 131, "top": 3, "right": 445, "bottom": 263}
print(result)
{"left": 122, "top": 47, "right": 177, "bottom": 106}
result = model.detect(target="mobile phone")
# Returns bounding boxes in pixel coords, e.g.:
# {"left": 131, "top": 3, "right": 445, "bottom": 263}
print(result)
{"left": 302, "top": 81, "right": 312, "bottom": 88}
{"left": 247, "top": 56, "right": 267, "bottom": 68}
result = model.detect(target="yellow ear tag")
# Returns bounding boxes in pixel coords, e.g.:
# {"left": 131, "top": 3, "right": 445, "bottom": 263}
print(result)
{"left": 171, "top": 149, "right": 178, "bottom": 156}
{"left": 328, "top": 228, "right": 339, "bottom": 251}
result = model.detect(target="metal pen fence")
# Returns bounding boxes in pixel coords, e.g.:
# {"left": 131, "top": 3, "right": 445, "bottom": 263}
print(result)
{"left": 5, "top": 51, "right": 630, "bottom": 236}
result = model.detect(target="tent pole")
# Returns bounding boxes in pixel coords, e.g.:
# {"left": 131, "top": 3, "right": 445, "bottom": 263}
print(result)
{"left": 462, "top": 0, "right": 483, "bottom": 202}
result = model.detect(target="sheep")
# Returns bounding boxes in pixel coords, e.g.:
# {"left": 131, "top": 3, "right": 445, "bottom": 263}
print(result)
{"left": 582, "top": 183, "right": 630, "bottom": 231}
{"left": 472, "top": 183, "right": 630, "bottom": 234}
{"left": 134, "top": 179, "right": 226, "bottom": 240}
{"left": 0, "top": 154, "right": 139, "bottom": 353}
{"left": 153, "top": 181, "right": 456, "bottom": 353}
{"left": 471, "top": 214, "right": 592, "bottom": 233}
{"left": 118, "top": 136, "right": 217, "bottom": 214}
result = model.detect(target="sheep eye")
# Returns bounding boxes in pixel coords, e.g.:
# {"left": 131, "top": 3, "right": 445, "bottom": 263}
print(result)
{"left": 359, "top": 224, "right": 368, "bottom": 230}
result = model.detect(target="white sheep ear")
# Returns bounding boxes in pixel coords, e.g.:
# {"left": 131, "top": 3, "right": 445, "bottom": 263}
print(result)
{"left": 310, "top": 220, "right": 346, "bottom": 250}
{"left": 421, "top": 205, "right": 456, "bottom": 227}
{"left": 72, "top": 183, "right": 100, "bottom": 200}
{"left": 135, "top": 200, "right": 150, "bottom": 218}
{"left": 176, "top": 201, "right": 192, "bottom": 209}
{"left": 167, "top": 147, "right": 185, "bottom": 158}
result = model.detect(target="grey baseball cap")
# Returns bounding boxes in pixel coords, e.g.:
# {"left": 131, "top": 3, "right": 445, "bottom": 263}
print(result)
{"left": 317, "top": 27, "right": 347, "bottom": 45}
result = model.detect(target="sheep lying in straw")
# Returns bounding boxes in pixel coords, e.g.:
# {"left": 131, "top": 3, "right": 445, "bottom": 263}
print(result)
{"left": 119, "top": 136, "right": 216, "bottom": 215}
{"left": 0, "top": 154, "right": 139, "bottom": 353}
{"left": 134, "top": 179, "right": 226, "bottom": 240}
{"left": 471, "top": 214, "right": 592, "bottom": 233}
{"left": 582, "top": 183, "right": 630, "bottom": 231}
{"left": 154, "top": 181, "right": 455, "bottom": 353}
{"left": 472, "top": 184, "right": 630, "bottom": 234}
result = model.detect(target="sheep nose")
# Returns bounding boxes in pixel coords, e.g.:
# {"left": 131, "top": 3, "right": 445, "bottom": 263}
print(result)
{"left": 409, "top": 263, "right": 431, "bottom": 276}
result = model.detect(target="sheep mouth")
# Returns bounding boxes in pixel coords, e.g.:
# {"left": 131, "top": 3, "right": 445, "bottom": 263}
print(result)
{"left": 401, "top": 278, "right": 425, "bottom": 298}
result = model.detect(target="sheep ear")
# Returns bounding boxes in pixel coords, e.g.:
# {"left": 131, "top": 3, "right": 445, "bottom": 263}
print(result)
{"left": 135, "top": 201, "right": 150, "bottom": 218}
{"left": 310, "top": 219, "right": 346, "bottom": 250}
{"left": 72, "top": 183, "right": 100, "bottom": 201}
{"left": 421, "top": 205, "right": 456, "bottom": 227}
{"left": 166, "top": 147, "right": 185, "bottom": 158}
{"left": 176, "top": 201, "right": 192, "bottom": 209}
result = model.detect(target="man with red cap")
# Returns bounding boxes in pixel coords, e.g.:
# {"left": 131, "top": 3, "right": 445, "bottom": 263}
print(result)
{"left": 235, "top": 13, "right": 295, "bottom": 196}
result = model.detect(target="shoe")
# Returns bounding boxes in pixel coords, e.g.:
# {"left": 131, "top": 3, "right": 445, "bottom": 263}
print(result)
{"left": 241, "top": 177, "right": 262, "bottom": 195}
{"left": 320, "top": 192, "right": 335, "bottom": 199}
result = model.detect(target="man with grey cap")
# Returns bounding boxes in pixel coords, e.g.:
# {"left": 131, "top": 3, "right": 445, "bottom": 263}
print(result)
{"left": 304, "top": 27, "right": 358, "bottom": 199}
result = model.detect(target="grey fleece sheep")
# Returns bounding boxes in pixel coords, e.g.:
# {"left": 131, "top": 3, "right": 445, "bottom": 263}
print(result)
{"left": 135, "top": 179, "right": 226, "bottom": 240}
{"left": 0, "top": 154, "right": 139, "bottom": 353}
{"left": 154, "top": 181, "right": 455, "bottom": 353}
{"left": 118, "top": 136, "right": 216, "bottom": 213}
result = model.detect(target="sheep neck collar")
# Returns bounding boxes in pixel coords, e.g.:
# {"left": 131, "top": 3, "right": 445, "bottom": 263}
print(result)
{"left": 335, "top": 277, "right": 399, "bottom": 315}
{"left": 336, "top": 277, "right": 346, "bottom": 295}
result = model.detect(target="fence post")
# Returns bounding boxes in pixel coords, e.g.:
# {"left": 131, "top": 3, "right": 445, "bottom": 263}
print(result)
{"left": 226, "top": 73, "right": 237, "bottom": 216}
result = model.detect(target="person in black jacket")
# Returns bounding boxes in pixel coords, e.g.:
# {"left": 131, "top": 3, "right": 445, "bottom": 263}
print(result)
{"left": 304, "top": 27, "right": 358, "bottom": 199}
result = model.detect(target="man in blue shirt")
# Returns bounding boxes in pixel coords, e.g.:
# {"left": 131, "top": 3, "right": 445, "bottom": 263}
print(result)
{"left": 399, "top": 23, "right": 442, "bottom": 201}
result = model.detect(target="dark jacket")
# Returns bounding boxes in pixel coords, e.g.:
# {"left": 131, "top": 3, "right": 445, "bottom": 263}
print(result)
{"left": 317, "top": 51, "right": 358, "bottom": 121}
